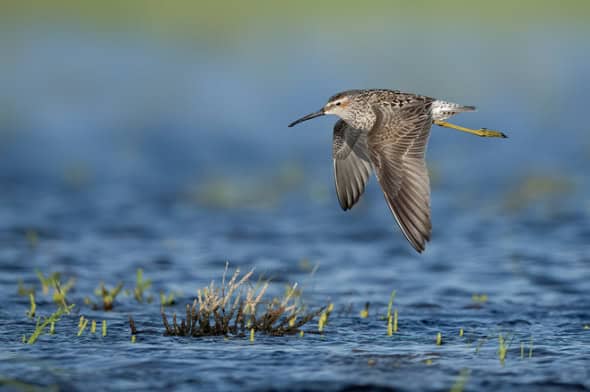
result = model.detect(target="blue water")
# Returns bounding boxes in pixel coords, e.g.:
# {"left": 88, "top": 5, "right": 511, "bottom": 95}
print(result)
{"left": 1, "top": 25, "right": 589, "bottom": 391}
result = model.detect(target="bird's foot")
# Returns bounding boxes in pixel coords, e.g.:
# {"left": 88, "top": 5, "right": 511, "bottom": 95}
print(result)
{"left": 434, "top": 120, "right": 507, "bottom": 138}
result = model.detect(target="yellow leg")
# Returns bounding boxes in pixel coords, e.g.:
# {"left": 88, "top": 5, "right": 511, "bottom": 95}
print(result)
{"left": 434, "top": 120, "right": 507, "bottom": 138}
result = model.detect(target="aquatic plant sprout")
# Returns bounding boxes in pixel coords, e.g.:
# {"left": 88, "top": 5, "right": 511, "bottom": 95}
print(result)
{"left": 498, "top": 334, "right": 508, "bottom": 365}
{"left": 26, "top": 293, "right": 36, "bottom": 319}
{"left": 87, "top": 282, "right": 123, "bottom": 311}
{"left": 25, "top": 304, "right": 75, "bottom": 344}
{"left": 133, "top": 268, "right": 152, "bottom": 303}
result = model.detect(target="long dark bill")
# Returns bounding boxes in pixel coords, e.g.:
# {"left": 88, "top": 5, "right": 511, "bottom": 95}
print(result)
{"left": 288, "top": 109, "right": 324, "bottom": 127}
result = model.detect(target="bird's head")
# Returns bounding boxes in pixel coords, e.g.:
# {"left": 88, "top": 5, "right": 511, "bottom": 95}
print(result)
{"left": 288, "top": 90, "right": 361, "bottom": 128}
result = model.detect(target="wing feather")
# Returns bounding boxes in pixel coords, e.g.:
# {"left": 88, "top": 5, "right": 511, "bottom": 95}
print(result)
{"left": 332, "top": 120, "right": 373, "bottom": 210}
{"left": 368, "top": 100, "right": 433, "bottom": 253}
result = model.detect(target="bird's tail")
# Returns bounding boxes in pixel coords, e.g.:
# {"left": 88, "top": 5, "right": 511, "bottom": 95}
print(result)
{"left": 432, "top": 100, "right": 476, "bottom": 121}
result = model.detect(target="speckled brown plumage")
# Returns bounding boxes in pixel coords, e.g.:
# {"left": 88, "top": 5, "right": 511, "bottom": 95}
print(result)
{"left": 289, "top": 89, "right": 501, "bottom": 253}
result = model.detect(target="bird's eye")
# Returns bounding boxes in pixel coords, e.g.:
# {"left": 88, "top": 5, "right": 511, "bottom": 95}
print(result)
{"left": 335, "top": 102, "right": 341, "bottom": 106}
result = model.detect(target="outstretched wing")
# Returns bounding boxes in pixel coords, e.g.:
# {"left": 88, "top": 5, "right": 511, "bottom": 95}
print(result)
{"left": 332, "top": 120, "right": 373, "bottom": 210}
{"left": 368, "top": 100, "right": 433, "bottom": 253}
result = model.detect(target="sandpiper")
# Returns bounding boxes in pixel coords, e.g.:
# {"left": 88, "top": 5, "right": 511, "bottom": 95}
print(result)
{"left": 288, "top": 89, "right": 506, "bottom": 253}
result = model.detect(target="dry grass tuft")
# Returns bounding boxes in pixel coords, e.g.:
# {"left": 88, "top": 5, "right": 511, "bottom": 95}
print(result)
{"left": 161, "top": 265, "right": 322, "bottom": 337}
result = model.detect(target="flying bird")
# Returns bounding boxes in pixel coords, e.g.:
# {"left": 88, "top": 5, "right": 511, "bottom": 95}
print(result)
{"left": 288, "top": 89, "right": 506, "bottom": 253}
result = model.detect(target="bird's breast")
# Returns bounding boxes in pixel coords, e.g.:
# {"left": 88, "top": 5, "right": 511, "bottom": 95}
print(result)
{"left": 344, "top": 110, "right": 376, "bottom": 132}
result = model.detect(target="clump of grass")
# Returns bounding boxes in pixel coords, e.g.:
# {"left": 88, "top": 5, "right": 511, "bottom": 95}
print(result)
{"left": 24, "top": 279, "right": 72, "bottom": 318}
{"left": 35, "top": 271, "right": 75, "bottom": 299}
{"left": 25, "top": 304, "right": 75, "bottom": 344}
{"left": 161, "top": 266, "right": 322, "bottom": 337}
{"left": 386, "top": 308, "right": 399, "bottom": 336}
{"left": 436, "top": 332, "right": 442, "bottom": 345}
{"left": 31, "top": 270, "right": 75, "bottom": 309}
{"left": 133, "top": 269, "right": 152, "bottom": 303}
{"left": 160, "top": 292, "right": 176, "bottom": 307}
{"left": 385, "top": 290, "right": 398, "bottom": 336}
{"left": 87, "top": 282, "right": 123, "bottom": 310}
